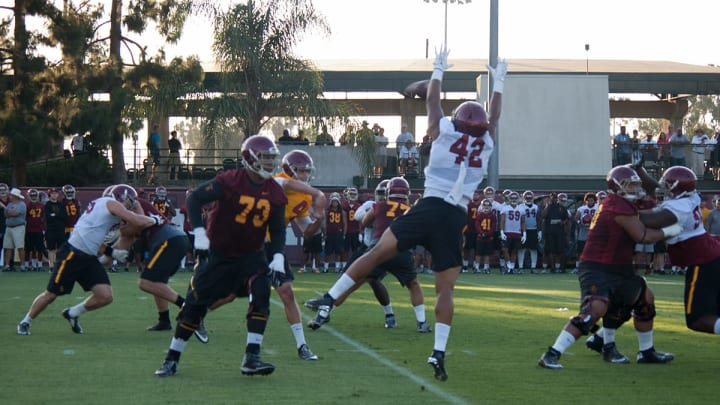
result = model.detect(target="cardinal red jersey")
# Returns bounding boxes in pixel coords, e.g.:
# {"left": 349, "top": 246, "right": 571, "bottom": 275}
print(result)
{"left": 343, "top": 201, "right": 362, "bottom": 234}
{"left": 137, "top": 198, "right": 169, "bottom": 241}
{"left": 26, "top": 201, "right": 45, "bottom": 232}
{"left": 475, "top": 211, "right": 497, "bottom": 241}
{"left": 372, "top": 197, "right": 410, "bottom": 240}
{"left": 466, "top": 200, "right": 481, "bottom": 230}
{"left": 580, "top": 193, "right": 637, "bottom": 265}
{"left": 206, "top": 169, "right": 287, "bottom": 257}
{"left": 64, "top": 198, "right": 82, "bottom": 232}
{"left": 325, "top": 204, "right": 344, "bottom": 235}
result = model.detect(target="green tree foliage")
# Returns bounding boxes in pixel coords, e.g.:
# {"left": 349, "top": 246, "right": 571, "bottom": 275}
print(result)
{"left": 685, "top": 95, "right": 720, "bottom": 134}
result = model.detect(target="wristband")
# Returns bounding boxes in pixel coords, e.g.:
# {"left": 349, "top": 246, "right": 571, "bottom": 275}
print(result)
{"left": 493, "top": 80, "right": 504, "bottom": 94}
{"left": 431, "top": 69, "right": 444, "bottom": 81}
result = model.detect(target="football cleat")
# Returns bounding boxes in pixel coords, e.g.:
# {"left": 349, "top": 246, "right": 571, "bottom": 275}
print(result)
{"left": 427, "top": 350, "right": 448, "bottom": 381}
{"left": 637, "top": 347, "right": 674, "bottom": 364}
{"left": 241, "top": 353, "right": 275, "bottom": 376}
{"left": 307, "top": 295, "right": 334, "bottom": 330}
{"left": 417, "top": 321, "right": 432, "bottom": 333}
{"left": 154, "top": 360, "right": 178, "bottom": 377}
{"left": 585, "top": 333, "right": 603, "bottom": 354}
{"left": 146, "top": 321, "right": 172, "bottom": 331}
{"left": 303, "top": 298, "right": 322, "bottom": 311}
{"left": 384, "top": 314, "right": 397, "bottom": 329}
{"left": 538, "top": 347, "right": 563, "bottom": 369}
{"left": 17, "top": 322, "right": 30, "bottom": 335}
{"left": 194, "top": 319, "right": 209, "bottom": 344}
{"left": 62, "top": 308, "right": 83, "bottom": 334}
{"left": 601, "top": 342, "right": 629, "bottom": 364}
{"left": 297, "top": 344, "right": 318, "bottom": 361}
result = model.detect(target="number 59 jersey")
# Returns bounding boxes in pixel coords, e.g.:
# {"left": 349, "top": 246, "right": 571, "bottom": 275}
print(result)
{"left": 423, "top": 117, "right": 494, "bottom": 208}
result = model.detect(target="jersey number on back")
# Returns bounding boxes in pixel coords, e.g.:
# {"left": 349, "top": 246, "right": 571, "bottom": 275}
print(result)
{"left": 449, "top": 134, "right": 485, "bottom": 167}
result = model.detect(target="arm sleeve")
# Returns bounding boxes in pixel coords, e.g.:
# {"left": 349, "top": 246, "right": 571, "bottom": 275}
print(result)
{"left": 266, "top": 203, "right": 287, "bottom": 256}
{"left": 186, "top": 179, "right": 224, "bottom": 229}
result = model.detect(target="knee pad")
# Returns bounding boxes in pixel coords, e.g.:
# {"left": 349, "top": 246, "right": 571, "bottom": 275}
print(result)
{"left": 570, "top": 295, "right": 609, "bottom": 335}
{"left": 247, "top": 274, "right": 271, "bottom": 319}
{"left": 632, "top": 303, "right": 656, "bottom": 322}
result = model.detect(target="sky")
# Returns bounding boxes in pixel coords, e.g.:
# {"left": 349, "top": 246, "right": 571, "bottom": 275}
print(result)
{"left": 163, "top": 0, "right": 720, "bottom": 66}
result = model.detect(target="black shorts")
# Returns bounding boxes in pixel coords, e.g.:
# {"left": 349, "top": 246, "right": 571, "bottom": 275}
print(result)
{"left": 390, "top": 197, "right": 465, "bottom": 272}
{"left": 502, "top": 238, "right": 522, "bottom": 252}
{"left": 141, "top": 235, "right": 189, "bottom": 283}
{"left": 46, "top": 243, "right": 110, "bottom": 295}
{"left": 45, "top": 230, "right": 66, "bottom": 250}
{"left": 26, "top": 231, "right": 45, "bottom": 252}
{"left": 475, "top": 239, "right": 495, "bottom": 256}
{"left": 303, "top": 233, "right": 323, "bottom": 254}
{"left": 544, "top": 232, "right": 567, "bottom": 255}
{"left": 523, "top": 229, "right": 539, "bottom": 250}
{"left": 324, "top": 233, "right": 344, "bottom": 256}
{"left": 464, "top": 231, "right": 477, "bottom": 251}
{"left": 344, "top": 232, "right": 361, "bottom": 254}
{"left": 576, "top": 240, "right": 586, "bottom": 256}
{"left": 578, "top": 262, "right": 644, "bottom": 309}
{"left": 185, "top": 232, "right": 195, "bottom": 253}
{"left": 368, "top": 250, "right": 417, "bottom": 287}
{"left": 684, "top": 257, "right": 720, "bottom": 327}
{"left": 188, "top": 250, "right": 268, "bottom": 306}
{"left": 654, "top": 240, "right": 667, "bottom": 253}
{"left": 132, "top": 238, "right": 147, "bottom": 260}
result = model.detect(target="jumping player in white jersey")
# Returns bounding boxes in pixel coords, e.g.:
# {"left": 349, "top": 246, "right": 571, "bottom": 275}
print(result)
{"left": 307, "top": 45, "right": 507, "bottom": 381}
{"left": 16, "top": 185, "right": 160, "bottom": 336}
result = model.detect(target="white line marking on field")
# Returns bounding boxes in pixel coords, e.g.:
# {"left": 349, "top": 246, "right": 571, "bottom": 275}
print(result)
{"left": 271, "top": 299, "right": 469, "bottom": 405}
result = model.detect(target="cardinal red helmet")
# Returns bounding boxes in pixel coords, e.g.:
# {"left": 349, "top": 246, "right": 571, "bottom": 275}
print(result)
{"left": 28, "top": 188, "right": 39, "bottom": 203}
{"left": 155, "top": 186, "right": 167, "bottom": 200}
{"left": 109, "top": 184, "right": 138, "bottom": 208}
{"left": 596, "top": 190, "right": 608, "bottom": 201}
{"left": 282, "top": 149, "right": 314, "bottom": 182}
{"left": 558, "top": 193, "right": 568, "bottom": 203}
{"left": 452, "top": 101, "right": 489, "bottom": 137}
{"left": 375, "top": 179, "right": 390, "bottom": 201}
{"left": 508, "top": 191, "right": 520, "bottom": 206}
{"left": 329, "top": 192, "right": 342, "bottom": 202}
{"left": 481, "top": 198, "right": 493, "bottom": 213}
{"left": 344, "top": 187, "right": 359, "bottom": 202}
{"left": 483, "top": 186, "right": 495, "bottom": 199}
{"left": 606, "top": 165, "right": 645, "bottom": 201}
{"left": 659, "top": 165, "right": 697, "bottom": 199}
{"left": 62, "top": 184, "right": 76, "bottom": 199}
{"left": 522, "top": 190, "right": 534, "bottom": 204}
{"left": 241, "top": 135, "right": 279, "bottom": 180}
{"left": 386, "top": 177, "right": 410, "bottom": 200}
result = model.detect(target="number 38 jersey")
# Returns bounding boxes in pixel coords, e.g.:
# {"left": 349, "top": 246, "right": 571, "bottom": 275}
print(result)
{"left": 423, "top": 117, "right": 494, "bottom": 209}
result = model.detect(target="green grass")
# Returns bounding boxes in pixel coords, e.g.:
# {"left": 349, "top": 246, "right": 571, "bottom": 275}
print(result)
{"left": 0, "top": 270, "right": 716, "bottom": 404}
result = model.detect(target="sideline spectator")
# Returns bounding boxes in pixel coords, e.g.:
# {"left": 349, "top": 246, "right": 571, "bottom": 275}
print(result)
{"left": 278, "top": 128, "right": 295, "bottom": 144}
{"left": 167, "top": 130, "right": 182, "bottom": 181}
{"left": 668, "top": 127, "right": 689, "bottom": 167}
{"left": 690, "top": 128, "right": 712, "bottom": 178}
{"left": 3, "top": 188, "right": 27, "bottom": 272}
{"left": 339, "top": 125, "right": 356, "bottom": 146}
{"left": 315, "top": 125, "right": 335, "bottom": 146}
{"left": 296, "top": 129, "right": 310, "bottom": 145}
{"left": 613, "top": 126, "right": 632, "bottom": 165}
{"left": 373, "top": 124, "right": 388, "bottom": 177}
{"left": 147, "top": 124, "right": 161, "bottom": 185}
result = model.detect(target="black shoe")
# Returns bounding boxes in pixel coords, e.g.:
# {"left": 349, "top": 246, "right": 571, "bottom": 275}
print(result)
{"left": 241, "top": 353, "right": 275, "bottom": 376}
{"left": 194, "top": 319, "right": 209, "bottom": 344}
{"left": 147, "top": 321, "right": 172, "bottom": 331}
{"left": 154, "top": 360, "right": 178, "bottom": 377}
{"left": 538, "top": 347, "right": 563, "bottom": 369}
{"left": 62, "top": 308, "right": 83, "bottom": 334}
{"left": 427, "top": 350, "right": 448, "bottom": 381}
{"left": 297, "top": 344, "right": 318, "bottom": 360}
{"left": 303, "top": 298, "right": 322, "bottom": 311}
{"left": 17, "top": 322, "right": 30, "bottom": 336}
{"left": 602, "top": 342, "right": 629, "bottom": 364}
{"left": 637, "top": 347, "right": 675, "bottom": 364}
{"left": 307, "top": 295, "right": 334, "bottom": 330}
{"left": 585, "top": 333, "right": 604, "bottom": 354}
{"left": 417, "top": 321, "right": 432, "bottom": 333}
{"left": 384, "top": 314, "right": 397, "bottom": 329}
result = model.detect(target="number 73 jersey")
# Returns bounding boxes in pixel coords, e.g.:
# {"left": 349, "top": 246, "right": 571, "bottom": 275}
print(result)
{"left": 423, "top": 117, "right": 494, "bottom": 207}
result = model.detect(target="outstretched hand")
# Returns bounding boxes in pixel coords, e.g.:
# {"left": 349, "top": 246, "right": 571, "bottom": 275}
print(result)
{"left": 487, "top": 59, "right": 508, "bottom": 82}
{"left": 433, "top": 44, "right": 453, "bottom": 72}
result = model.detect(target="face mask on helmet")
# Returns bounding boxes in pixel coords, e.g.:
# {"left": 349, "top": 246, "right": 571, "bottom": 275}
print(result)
{"left": 282, "top": 150, "right": 315, "bottom": 183}
{"left": 110, "top": 184, "right": 138, "bottom": 209}
{"left": 63, "top": 184, "right": 76, "bottom": 199}
{"left": 606, "top": 166, "right": 645, "bottom": 201}
{"left": 0, "top": 183, "right": 8, "bottom": 198}
{"left": 345, "top": 187, "right": 358, "bottom": 202}
{"left": 28, "top": 189, "right": 39, "bottom": 203}
{"left": 509, "top": 192, "right": 519, "bottom": 206}
{"left": 241, "top": 135, "right": 280, "bottom": 180}
{"left": 483, "top": 186, "right": 495, "bottom": 201}
{"left": 329, "top": 192, "right": 342, "bottom": 204}
{"left": 658, "top": 165, "right": 697, "bottom": 199}
{"left": 481, "top": 199, "right": 493, "bottom": 213}
{"left": 375, "top": 180, "right": 389, "bottom": 202}
{"left": 522, "top": 191, "right": 534, "bottom": 204}
{"left": 386, "top": 177, "right": 410, "bottom": 201}
{"left": 155, "top": 186, "right": 167, "bottom": 200}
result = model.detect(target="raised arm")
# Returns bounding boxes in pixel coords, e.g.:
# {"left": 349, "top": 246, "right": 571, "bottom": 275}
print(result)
{"left": 426, "top": 45, "right": 451, "bottom": 141}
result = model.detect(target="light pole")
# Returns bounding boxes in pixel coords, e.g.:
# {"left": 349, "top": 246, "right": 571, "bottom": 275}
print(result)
{"left": 423, "top": 0, "right": 473, "bottom": 49}
{"left": 585, "top": 43, "right": 590, "bottom": 74}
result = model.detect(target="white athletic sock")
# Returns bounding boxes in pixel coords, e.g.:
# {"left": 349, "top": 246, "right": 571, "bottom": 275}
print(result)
{"left": 290, "top": 323, "right": 306, "bottom": 348}
{"left": 603, "top": 328, "right": 616, "bottom": 344}
{"left": 637, "top": 330, "right": 653, "bottom": 351}
{"left": 551, "top": 330, "right": 576, "bottom": 354}
{"left": 414, "top": 304, "right": 426, "bottom": 323}
{"left": 68, "top": 303, "right": 87, "bottom": 317}
{"left": 595, "top": 327, "right": 605, "bottom": 339}
{"left": 169, "top": 337, "right": 188, "bottom": 352}
{"left": 247, "top": 332, "right": 264, "bottom": 346}
{"left": 530, "top": 250, "right": 538, "bottom": 267}
{"left": 433, "top": 323, "right": 451, "bottom": 352}
{"left": 328, "top": 274, "right": 356, "bottom": 300}
{"left": 714, "top": 319, "right": 720, "bottom": 334}
{"left": 382, "top": 304, "right": 394, "bottom": 315}
{"left": 21, "top": 314, "right": 32, "bottom": 325}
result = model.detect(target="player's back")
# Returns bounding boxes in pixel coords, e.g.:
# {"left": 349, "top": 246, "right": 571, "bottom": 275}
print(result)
{"left": 580, "top": 194, "right": 636, "bottom": 265}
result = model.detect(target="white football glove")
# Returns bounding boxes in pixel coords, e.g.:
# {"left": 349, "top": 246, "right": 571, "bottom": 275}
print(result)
{"left": 431, "top": 44, "right": 452, "bottom": 80}
{"left": 98, "top": 255, "right": 111, "bottom": 265}
{"left": 269, "top": 253, "right": 285, "bottom": 273}
{"left": 149, "top": 213, "right": 163, "bottom": 226}
{"left": 661, "top": 223, "right": 683, "bottom": 238}
{"left": 111, "top": 249, "right": 129, "bottom": 263}
{"left": 487, "top": 59, "right": 508, "bottom": 93}
{"left": 538, "top": 231, "right": 543, "bottom": 241}
{"left": 500, "top": 230, "right": 507, "bottom": 241}
{"left": 521, "top": 232, "right": 527, "bottom": 244}
{"left": 193, "top": 227, "right": 210, "bottom": 250}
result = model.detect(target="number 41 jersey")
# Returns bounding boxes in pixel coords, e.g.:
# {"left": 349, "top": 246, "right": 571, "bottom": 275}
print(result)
{"left": 423, "top": 117, "right": 494, "bottom": 209}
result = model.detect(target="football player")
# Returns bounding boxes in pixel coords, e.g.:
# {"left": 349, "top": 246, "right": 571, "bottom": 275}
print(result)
{"left": 538, "top": 166, "right": 679, "bottom": 369}
{"left": 24, "top": 189, "right": 46, "bottom": 271}
{"left": 517, "top": 190, "right": 540, "bottom": 273}
{"left": 307, "top": 45, "right": 506, "bottom": 382}
{"left": 573, "top": 192, "right": 597, "bottom": 273}
{"left": 323, "top": 192, "right": 347, "bottom": 273}
{"left": 16, "top": 185, "right": 159, "bottom": 336}
{"left": 342, "top": 186, "right": 362, "bottom": 261}
{"left": 62, "top": 184, "right": 81, "bottom": 241}
{"left": 473, "top": 199, "right": 497, "bottom": 274}
{"left": 499, "top": 191, "right": 526, "bottom": 274}
{"left": 463, "top": 189, "right": 482, "bottom": 272}
{"left": 154, "top": 135, "right": 287, "bottom": 377}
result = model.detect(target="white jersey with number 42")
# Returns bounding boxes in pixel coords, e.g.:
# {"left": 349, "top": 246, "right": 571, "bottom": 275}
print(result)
{"left": 423, "top": 117, "right": 494, "bottom": 209}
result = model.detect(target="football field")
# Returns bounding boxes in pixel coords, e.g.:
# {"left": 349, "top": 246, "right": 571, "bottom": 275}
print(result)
{"left": 0, "top": 269, "right": 715, "bottom": 404}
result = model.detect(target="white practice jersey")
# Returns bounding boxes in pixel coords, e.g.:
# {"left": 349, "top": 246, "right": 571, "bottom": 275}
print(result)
{"left": 522, "top": 203, "right": 539, "bottom": 230}
{"left": 423, "top": 117, "right": 494, "bottom": 210}
{"left": 354, "top": 200, "right": 376, "bottom": 247}
{"left": 501, "top": 204, "right": 523, "bottom": 236}
{"left": 660, "top": 193, "right": 706, "bottom": 245}
{"left": 68, "top": 197, "right": 122, "bottom": 256}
